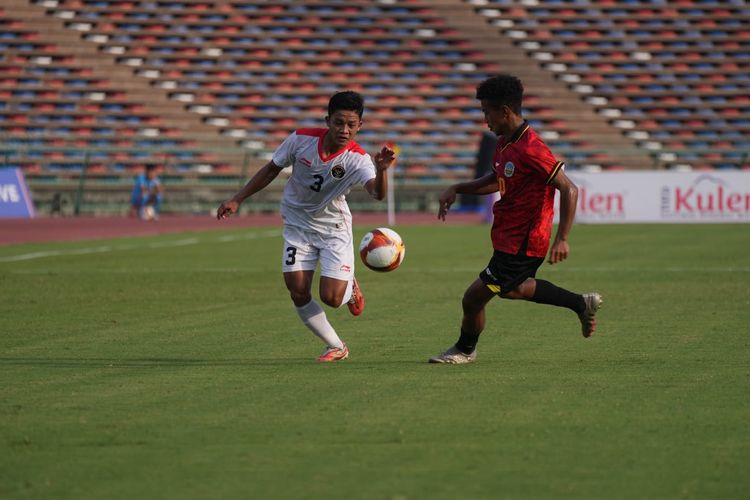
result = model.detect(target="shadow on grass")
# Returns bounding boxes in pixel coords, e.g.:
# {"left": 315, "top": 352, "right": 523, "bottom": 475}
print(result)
{"left": 0, "top": 357, "right": 309, "bottom": 368}
{"left": 0, "top": 357, "right": 430, "bottom": 368}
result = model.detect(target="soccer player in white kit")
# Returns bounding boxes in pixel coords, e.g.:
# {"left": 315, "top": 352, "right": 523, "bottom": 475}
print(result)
{"left": 217, "top": 91, "right": 396, "bottom": 361}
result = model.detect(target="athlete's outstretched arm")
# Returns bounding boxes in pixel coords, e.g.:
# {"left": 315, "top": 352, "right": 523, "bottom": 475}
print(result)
{"left": 547, "top": 170, "right": 578, "bottom": 264}
{"left": 216, "top": 160, "right": 283, "bottom": 219}
{"left": 364, "top": 146, "right": 396, "bottom": 200}
{"left": 438, "top": 173, "right": 497, "bottom": 220}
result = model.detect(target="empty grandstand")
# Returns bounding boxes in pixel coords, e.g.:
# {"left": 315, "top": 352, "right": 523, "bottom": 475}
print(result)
{"left": 468, "top": 0, "right": 750, "bottom": 171}
{"left": 1, "top": 0, "right": 748, "bottom": 214}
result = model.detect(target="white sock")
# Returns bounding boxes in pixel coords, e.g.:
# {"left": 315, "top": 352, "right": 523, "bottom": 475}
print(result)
{"left": 295, "top": 300, "right": 344, "bottom": 349}
{"left": 340, "top": 279, "right": 353, "bottom": 307}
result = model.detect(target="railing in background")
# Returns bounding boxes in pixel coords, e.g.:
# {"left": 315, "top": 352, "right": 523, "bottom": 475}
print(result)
{"left": 2, "top": 144, "right": 748, "bottom": 216}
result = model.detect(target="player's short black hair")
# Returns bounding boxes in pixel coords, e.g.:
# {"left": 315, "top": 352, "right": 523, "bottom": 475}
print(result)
{"left": 328, "top": 91, "right": 364, "bottom": 118}
{"left": 476, "top": 74, "right": 524, "bottom": 115}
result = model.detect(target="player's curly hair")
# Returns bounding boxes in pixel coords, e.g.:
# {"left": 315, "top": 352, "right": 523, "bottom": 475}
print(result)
{"left": 328, "top": 91, "right": 365, "bottom": 118}
{"left": 476, "top": 74, "right": 524, "bottom": 115}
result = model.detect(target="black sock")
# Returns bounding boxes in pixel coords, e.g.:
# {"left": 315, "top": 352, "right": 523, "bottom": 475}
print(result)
{"left": 531, "top": 279, "right": 586, "bottom": 313}
{"left": 455, "top": 329, "right": 480, "bottom": 354}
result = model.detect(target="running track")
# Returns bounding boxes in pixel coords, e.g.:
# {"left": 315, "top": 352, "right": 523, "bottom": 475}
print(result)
{"left": 0, "top": 212, "right": 485, "bottom": 246}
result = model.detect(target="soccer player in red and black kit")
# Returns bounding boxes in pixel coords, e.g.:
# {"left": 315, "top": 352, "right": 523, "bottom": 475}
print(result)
{"left": 429, "top": 74, "right": 602, "bottom": 364}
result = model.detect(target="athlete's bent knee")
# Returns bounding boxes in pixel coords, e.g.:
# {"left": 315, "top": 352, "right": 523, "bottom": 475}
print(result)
{"left": 501, "top": 289, "right": 523, "bottom": 300}
{"left": 319, "top": 290, "right": 344, "bottom": 308}
{"left": 289, "top": 290, "right": 312, "bottom": 307}
{"left": 502, "top": 279, "right": 535, "bottom": 300}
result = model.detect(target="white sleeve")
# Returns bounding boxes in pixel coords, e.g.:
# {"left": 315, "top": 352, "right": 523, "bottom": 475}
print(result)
{"left": 355, "top": 154, "right": 377, "bottom": 186}
{"left": 271, "top": 132, "right": 298, "bottom": 168}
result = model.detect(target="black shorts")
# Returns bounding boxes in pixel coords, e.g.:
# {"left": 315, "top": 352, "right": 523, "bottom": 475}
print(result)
{"left": 479, "top": 250, "right": 544, "bottom": 296}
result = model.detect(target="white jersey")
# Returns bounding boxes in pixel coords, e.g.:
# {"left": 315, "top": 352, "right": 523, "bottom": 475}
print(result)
{"left": 272, "top": 128, "right": 377, "bottom": 234}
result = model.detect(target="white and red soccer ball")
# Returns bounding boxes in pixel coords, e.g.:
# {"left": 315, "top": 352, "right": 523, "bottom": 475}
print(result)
{"left": 359, "top": 227, "right": 405, "bottom": 272}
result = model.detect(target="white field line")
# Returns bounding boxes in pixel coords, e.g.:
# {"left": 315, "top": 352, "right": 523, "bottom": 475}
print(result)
{"left": 542, "top": 266, "right": 750, "bottom": 273}
{"left": 7, "top": 264, "right": 750, "bottom": 275}
{"left": 0, "top": 229, "right": 281, "bottom": 263}
{"left": 402, "top": 266, "right": 750, "bottom": 273}
{"left": 10, "top": 268, "right": 267, "bottom": 274}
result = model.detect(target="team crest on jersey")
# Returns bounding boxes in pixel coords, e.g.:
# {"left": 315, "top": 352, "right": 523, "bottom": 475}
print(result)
{"left": 330, "top": 164, "right": 346, "bottom": 179}
{"left": 504, "top": 161, "right": 515, "bottom": 178}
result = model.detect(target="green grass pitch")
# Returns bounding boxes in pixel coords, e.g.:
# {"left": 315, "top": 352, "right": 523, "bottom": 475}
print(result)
{"left": 1, "top": 223, "right": 749, "bottom": 499}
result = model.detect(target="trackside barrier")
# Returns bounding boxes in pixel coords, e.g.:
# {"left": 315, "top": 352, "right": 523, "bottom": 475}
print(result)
{"left": 0, "top": 168, "right": 35, "bottom": 218}
{"left": 552, "top": 171, "right": 750, "bottom": 223}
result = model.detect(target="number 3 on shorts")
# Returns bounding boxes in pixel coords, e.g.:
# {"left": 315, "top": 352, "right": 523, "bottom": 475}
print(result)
{"left": 285, "top": 246, "right": 297, "bottom": 265}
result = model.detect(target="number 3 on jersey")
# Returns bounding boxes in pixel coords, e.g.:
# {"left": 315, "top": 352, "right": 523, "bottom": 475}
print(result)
{"left": 309, "top": 174, "right": 324, "bottom": 192}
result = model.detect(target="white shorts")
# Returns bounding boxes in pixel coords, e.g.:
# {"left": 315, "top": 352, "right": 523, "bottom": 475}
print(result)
{"left": 281, "top": 225, "right": 354, "bottom": 281}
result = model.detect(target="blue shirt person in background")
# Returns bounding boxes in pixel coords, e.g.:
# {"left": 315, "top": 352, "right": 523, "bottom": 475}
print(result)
{"left": 130, "top": 164, "right": 163, "bottom": 220}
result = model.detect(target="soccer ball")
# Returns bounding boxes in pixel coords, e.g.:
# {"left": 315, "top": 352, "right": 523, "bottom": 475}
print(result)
{"left": 359, "top": 227, "right": 405, "bottom": 272}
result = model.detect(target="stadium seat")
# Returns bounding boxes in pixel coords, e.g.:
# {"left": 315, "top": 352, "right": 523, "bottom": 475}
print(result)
{"left": 470, "top": 0, "right": 750, "bottom": 169}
